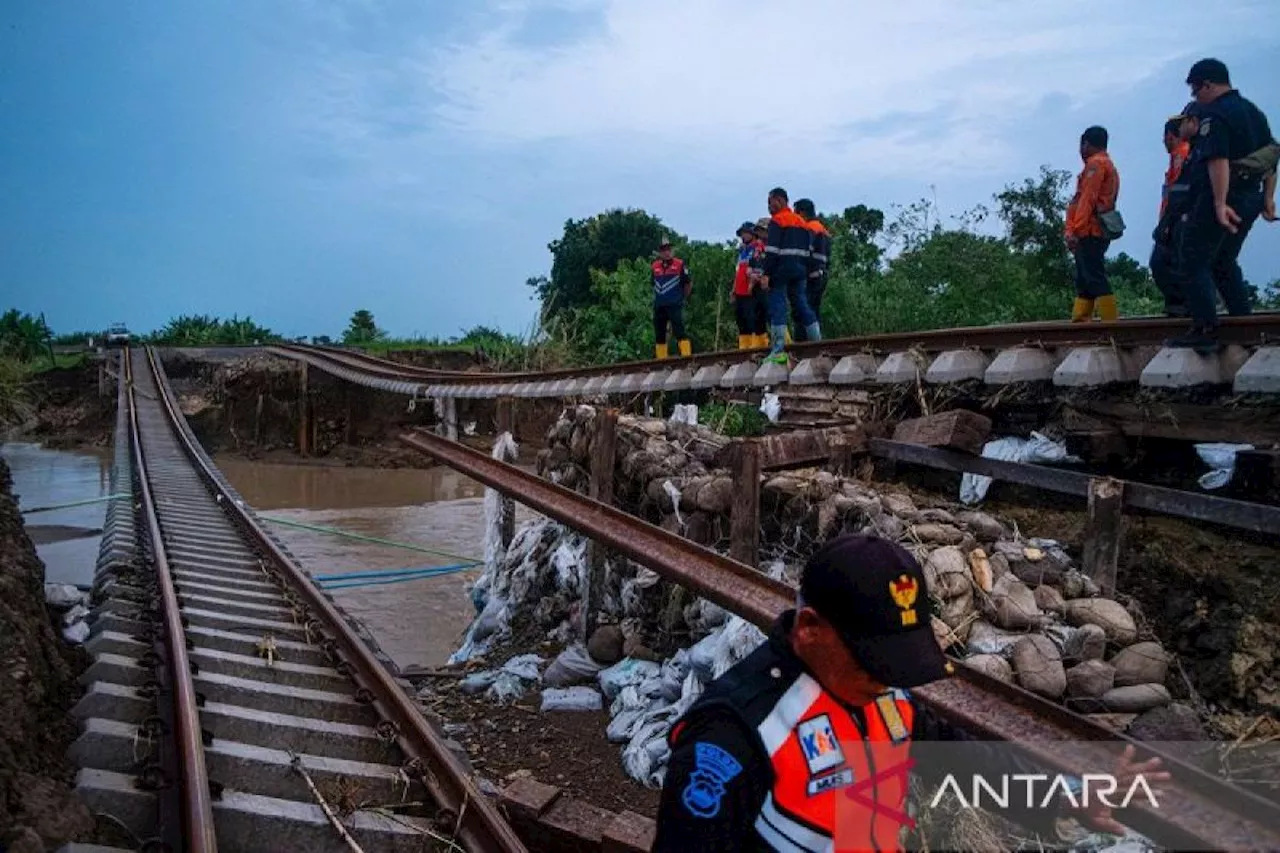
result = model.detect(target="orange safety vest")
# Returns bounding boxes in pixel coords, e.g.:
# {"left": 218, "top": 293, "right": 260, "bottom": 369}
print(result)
{"left": 752, "top": 675, "right": 915, "bottom": 853}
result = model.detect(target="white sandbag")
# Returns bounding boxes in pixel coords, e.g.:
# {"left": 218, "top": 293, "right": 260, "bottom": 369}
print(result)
{"left": 599, "top": 658, "right": 662, "bottom": 701}
{"left": 459, "top": 670, "right": 500, "bottom": 695}
{"left": 486, "top": 672, "right": 528, "bottom": 704}
{"left": 543, "top": 644, "right": 604, "bottom": 687}
{"left": 668, "top": 404, "right": 699, "bottom": 425}
{"left": 1194, "top": 442, "right": 1253, "bottom": 489}
{"left": 711, "top": 617, "right": 767, "bottom": 679}
{"left": 659, "top": 650, "right": 691, "bottom": 702}
{"left": 607, "top": 706, "right": 652, "bottom": 743}
{"left": 45, "top": 583, "right": 86, "bottom": 609}
{"left": 688, "top": 630, "right": 722, "bottom": 683}
{"left": 540, "top": 686, "right": 603, "bottom": 712}
{"left": 662, "top": 481, "right": 684, "bottom": 526}
{"left": 500, "top": 653, "right": 545, "bottom": 682}
{"left": 62, "top": 621, "right": 90, "bottom": 645}
{"left": 63, "top": 603, "right": 91, "bottom": 626}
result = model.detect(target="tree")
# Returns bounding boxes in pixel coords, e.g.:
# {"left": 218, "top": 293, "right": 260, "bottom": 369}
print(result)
{"left": 146, "top": 314, "right": 277, "bottom": 346}
{"left": 0, "top": 309, "right": 51, "bottom": 361}
{"left": 531, "top": 209, "right": 670, "bottom": 321}
{"left": 995, "top": 166, "right": 1075, "bottom": 290}
{"left": 343, "top": 310, "right": 385, "bottom": 345}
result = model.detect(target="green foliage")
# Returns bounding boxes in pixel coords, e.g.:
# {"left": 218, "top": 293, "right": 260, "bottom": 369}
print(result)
{"left": 342, "top": 309, "right": 385, "bottom": 345}
{"left": 994, "top": 166, "right": 1075, "bottom": 291}
{"left": 0, "top": 356, "right": 34, "bottom": 426}
{"left": 147, "top": 314, "right": 278, "bottom": 346}
{"left": 532, "top": 209, "right": 670, "bottom": 321}
{"left": 698, "top": 401, "right": 767, "bottom": 437}
{"left": 0, "top": 309, "right": 51, "bottom": 362}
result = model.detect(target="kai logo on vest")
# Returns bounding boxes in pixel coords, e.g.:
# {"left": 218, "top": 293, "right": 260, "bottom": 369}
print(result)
{"left": 797, "top": 714, "right": 845, "bottom": 775}
{"left": 890, "top": 574, "right": 919, "bottom": 626}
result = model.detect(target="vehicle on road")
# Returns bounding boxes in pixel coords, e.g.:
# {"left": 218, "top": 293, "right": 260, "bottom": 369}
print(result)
{"left": 104, "top": 323, "right": 131, "bottom": 347}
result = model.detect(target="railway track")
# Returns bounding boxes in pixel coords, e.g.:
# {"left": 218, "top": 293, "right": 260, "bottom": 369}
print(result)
{"left": 270, "top": 312, "right": 1280, "bottom": 397}
{"left": 396, "top": 429, "right": 1280, "bottom": 852}
{"left": 72, "top": 348, "right": 526, "bottom": 852}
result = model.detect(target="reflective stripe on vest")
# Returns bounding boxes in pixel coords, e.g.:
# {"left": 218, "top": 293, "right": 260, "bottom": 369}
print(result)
{"left": 766, "top": 246, "right": 812, "bottom": 257}
{"left": 653, "top": 259, "right": 685, "bottom": 297}
{"left": 752, "top": 675, "right": 915, "bottom": 852}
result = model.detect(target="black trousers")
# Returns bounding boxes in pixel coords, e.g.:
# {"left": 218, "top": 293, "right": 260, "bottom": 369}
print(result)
{"left": 1149, "top": 241, "right": 1186, "bottom": 316}
{"left": 793, "top": 278, "right": 826, "bottom": 342}
{"left": 1072, "top": 236, "right": 1111, "bottom": 298}
{"left": 734, "top": 292, "right": 767, "bottom": 335}
{"left": 1175, "top": 188, "right": 1261, "bottom": 328}
{"left": 653, "top": 302, "right": 687, "bottom": 344}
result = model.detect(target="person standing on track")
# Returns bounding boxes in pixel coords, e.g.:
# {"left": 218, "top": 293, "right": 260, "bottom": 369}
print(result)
{"left": 1151, "top": 111, "right": 1195, "bottom": 317}
{"left": 748, "top": 219, "right": 771, "bottom": 348}
{"left": 1168, "top": 58, "right": 1277, "bottom": 351}
{"left": 793, "top": 199, "right": 831, "bottom": 342}
{"left": 652, "top": 534, "right": 1169, "bottom": 852}
{"left": 1065, "top": 126, "right": 1121, "bottom": 323}
{"left": 652, "top": 236, "right": 693, "bottom": 359}
{"left": 733, "top": 222, "right": 768, "bottom": 350}
{"left": 762, "top": 188, "right": 820, "bottom": 363}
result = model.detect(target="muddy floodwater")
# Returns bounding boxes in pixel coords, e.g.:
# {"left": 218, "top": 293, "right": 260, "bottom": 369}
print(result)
{"left": 217, "top": 457, "right": 534, "bottom": 669}
{"left": 1, "top": 441, "right": 113, "bottom": 587}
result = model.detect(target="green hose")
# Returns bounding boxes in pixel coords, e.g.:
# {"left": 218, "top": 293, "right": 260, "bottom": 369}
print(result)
{"left": 258, "top": 515, "right": 479, "bottom": 564}
{"left": 20, "top": 493, "right": 132, "bottom": 515}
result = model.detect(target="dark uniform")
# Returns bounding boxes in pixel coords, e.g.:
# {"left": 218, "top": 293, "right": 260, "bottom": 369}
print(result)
{"left": 1173, "top": 84, "right": 1275, "bottom": 347}
{"left": 793, "top": 215, "right": 831, "bottom": 343}
{"left": 652, "top": 248, "right": 692, "bottom": 359}
{"left": 1151, "top": 121, "right": 1193, "bottom": 317}
{"left": 653, "top": 536, "right": 1084, "bottom": 852}
{"left": 764, "top": 204, "right": 819, "bottom": 356}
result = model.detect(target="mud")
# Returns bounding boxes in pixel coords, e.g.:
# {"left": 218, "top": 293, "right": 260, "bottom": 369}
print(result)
{"left": 0, "top": 457, "right": 96, "bottom": 850}
{"left": 21, "top": 364, "right": 115, "bottom": 449}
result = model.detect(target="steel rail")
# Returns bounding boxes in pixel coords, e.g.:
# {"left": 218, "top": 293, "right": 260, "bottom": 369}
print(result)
{"left": 284, "top": 313, "right": 1280, "bottom": 386}
{"left": 398, "top": 428, "right": 1280, "bottom": 852}
{"left": 125, "top": 348, "right": 220, "bottom": 853}
{"left": 141, "top": 347, "right": 527, "bottom": 853}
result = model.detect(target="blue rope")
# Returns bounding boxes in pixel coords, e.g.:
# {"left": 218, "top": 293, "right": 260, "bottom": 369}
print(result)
{"left": 314, "top": 562, "right": 481, "bottom": 590}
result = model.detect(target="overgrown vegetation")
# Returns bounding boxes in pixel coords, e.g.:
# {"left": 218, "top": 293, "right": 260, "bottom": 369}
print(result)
{"left": 146, "top": 314, "right": 278, "bottom": 346}
{"left": 698, "top": 402, "right": 768, "bottom": 437}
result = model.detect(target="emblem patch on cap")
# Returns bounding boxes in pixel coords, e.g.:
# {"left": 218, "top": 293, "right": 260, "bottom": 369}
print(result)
{"left": 890, "top": 574, "right": 919, "bottom": 626}
{"left": 797, "top": 714, "right": 845, "bottom": 776}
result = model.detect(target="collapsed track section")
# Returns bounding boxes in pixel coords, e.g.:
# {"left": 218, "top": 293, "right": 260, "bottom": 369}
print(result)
{"left": 71, "top": 348, "right": 526, "bottom": 852}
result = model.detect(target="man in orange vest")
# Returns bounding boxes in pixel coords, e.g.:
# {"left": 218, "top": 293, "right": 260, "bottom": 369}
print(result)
{"left": 1064, "top": 126, "right": 1121, "bottom": 322}
{"left": 652, "top": 237, "right": 693, "bottom": 359}
{"left": 793, "top": 199, "right": 831, "bottom": 342}
{"left": 653, "top": 534, "right": 1167, "bottom": 851}
{"left": 1151, "top": 111, "right": 1195, "bottom": 317}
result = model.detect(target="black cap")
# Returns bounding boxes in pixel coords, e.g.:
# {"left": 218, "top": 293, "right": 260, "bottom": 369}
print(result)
{"left": 1186, "top": 58, "right": 1229, "bottom": 88}
{"left": 799, "top": 534, "right": 951, "bottom": 688}
{"left": 737, "top": 221, "right": 756, "bottom": 236}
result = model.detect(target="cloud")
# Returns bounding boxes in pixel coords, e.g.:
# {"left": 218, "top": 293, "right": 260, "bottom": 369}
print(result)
{"left": 422, "top": 0, "right": 1269, "bottom": 178}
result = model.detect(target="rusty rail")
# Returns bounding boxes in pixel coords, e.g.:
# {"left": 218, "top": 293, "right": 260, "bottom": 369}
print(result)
{"left": 125, "top": 348, "right": 219, "bottom": 852}
{"left": 398, "top": 428, "right": 1280, "bottom": 852}
{"left": 143, "top": 348, "right": 528, "bottom": 853}
{"left": 282, "top": 313, "right": 1280, "bottom": 386}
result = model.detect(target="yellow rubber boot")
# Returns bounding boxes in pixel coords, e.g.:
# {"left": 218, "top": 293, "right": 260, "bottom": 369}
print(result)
{"left": 737, "top": 334, "right": 749, "bottom": 350}
{"left": 784, "top": 327, "right": 793, "bottom": 345}
{"left": 1071, "top": 298, "right": 1095, "bottom": 323}
{"left": 754, "top": 333, "right": 768, "bottom": 349}
{"left": 1095, "top": 294, "right": 1118, "bottom": 322}
{"left": 678, "top": 339, "right": 692, "bottom": 357}
{"left": 655, "top": 343, "right": 668, "bottom": 359}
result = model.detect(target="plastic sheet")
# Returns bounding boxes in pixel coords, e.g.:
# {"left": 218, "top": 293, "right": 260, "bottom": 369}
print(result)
{"left": 62, "top": 621, "right": 90, "bottom": 645}
{"left": 459, "top": 670, "right": 500, "bottom": 695}
{"left": 540, "top": 686, "right": 603, "bottom": 712}
{"left": 960, "top": 432, "right": 1079, "bottom": 505}
{"left": 662, "top": 480, "right": 684, "bottom": 526}
{"left": 45, "top": 583, "right": 85, "bottom": 609}
{"left": 668, "top": 404, "right": 699, "bottom": 425}
{"left": 599, "top": 658, "right": 662, "bottom": 701}
{"left": 543, "top": 644, "right": 604, "bottom": 687}
{"left": 486, "top": 672, "right": 528, "bottom": 704}
{"left": 1194, "top": 442, "right": 1253, "bottom": 490}
{"left": 760, "top": 394, "right": 781, "bottom": 423}
{"left": 62, "top": 603, "right": 90, "bottom": 626}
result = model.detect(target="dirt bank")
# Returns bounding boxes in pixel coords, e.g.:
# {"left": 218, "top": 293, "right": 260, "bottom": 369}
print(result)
{"left": 0, "top": 457, "right": 96, "bottom": 850}
{"left": 22, "top": 363, "right": 114, "bottom": 450}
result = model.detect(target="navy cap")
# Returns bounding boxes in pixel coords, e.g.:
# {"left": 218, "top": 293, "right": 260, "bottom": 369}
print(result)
{"left": 799, "top": 534, "right": 952, "bottom": 688}
{"left": 737, "top": 221, "right": 756, "bottom": 235}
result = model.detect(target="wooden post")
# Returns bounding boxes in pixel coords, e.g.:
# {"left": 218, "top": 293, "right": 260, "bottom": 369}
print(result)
{"left": 584, "top": 409, "right": 619, "bottom": 641}
{"left": 444, "top": 397, "right": 459, "bottom": 442}
{"left": 495, "top": 397, "right": 516, "bottom": 549}
{"left": 1081, "top": 477, "right": 1125, "bottom": 597}
{"left": 828, "top": 435, "right": 853, "bottom": 477}
{"left": 297, "top": 363, "right": 311, "bottom": 457}
{"left": 729, "top": 441, "right": 761, "bottom": 567}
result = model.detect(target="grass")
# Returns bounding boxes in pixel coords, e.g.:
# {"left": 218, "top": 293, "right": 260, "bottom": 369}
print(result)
{"left": 0, "top": 356, "right": 35, "bottom": 428}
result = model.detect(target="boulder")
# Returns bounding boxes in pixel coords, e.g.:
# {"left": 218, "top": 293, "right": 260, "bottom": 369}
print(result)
{"left": 987, "top": 552, "right": 1010, "bottom": 581}
{"left": 917, "top": 508, "right": 957, "bottom": 525}
{"left": 1101, "top": 684, "right": 1172, "bottom": 713}
{"left": 1064, "top": 599, "right": 1138, "bottom": 646}
{"left": 911, "top": 523, "right": 965, "bottom": 546}
{"left": 985, "top": 573, "right": 1043, "bottom": 630}
{"left": 1127, "top": 703, "right": 1209, "bottom": 742}
{"left": 968, "top": 549, "right": 993, "bottom": 593}
{"left": 1033, "top": 585, "right": 1066, "bottom": 615}
{"left": 1086, "top": 713, "right": 1139, "bottom": 733}
{"left": 964, "top": 654, "right": 1013, "bottom": 683}
{"left": 867, "top": 514, "right": 906, "bottom": 540}
{"left": 939, "top": 589, "right": 976, "bottom": 641}
{"left": 925, "top": 547, "right": 973, "bottom": 599}
{"left": 957, "top": 511, "right": 1006, "bottom": 542}
{"left": 1010, "top": 557, "right": 1067, "bottom": 587}
{"left": 882, "top": 493, "right": 918, "bottom": 518}
{"left": 1063, "top": 624, "right": 1108, "bottom": 662}
{"left": 932, "top": 616, "right": 962, "bottom": 651}
{"left": 1066, "top": 660, "right": 1116, "bottom": 699}
{"left": 1060, "top": 569, "right": 1101, "bottom": 600}
{"left": 587, "top": 624, "right": 625, "bottom": 665}
{"left": 1110, "top": 642, "right": 1169, "bottom": 688}
{"left": 1012, "top": 635, "right": 1067, "bottom": 698}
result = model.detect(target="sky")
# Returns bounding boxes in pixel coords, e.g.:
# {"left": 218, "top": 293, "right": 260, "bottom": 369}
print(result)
{"left": 3, "top": 1, "right": 1278, "bottom": 340}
